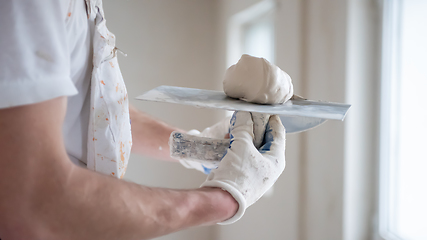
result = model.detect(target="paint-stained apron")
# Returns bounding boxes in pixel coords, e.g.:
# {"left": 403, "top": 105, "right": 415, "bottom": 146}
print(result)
{"left": 85, "top": 0, "right": 132, "bottom": 179}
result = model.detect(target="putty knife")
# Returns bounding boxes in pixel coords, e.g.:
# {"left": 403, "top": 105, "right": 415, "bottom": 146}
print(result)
{"left": 136, "top": 85, "right": 351, "bottom": 163}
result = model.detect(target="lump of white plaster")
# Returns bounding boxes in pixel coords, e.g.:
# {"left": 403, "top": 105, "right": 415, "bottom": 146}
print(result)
{"left": 223, "top": 54, "right": 294, "bottom": 104}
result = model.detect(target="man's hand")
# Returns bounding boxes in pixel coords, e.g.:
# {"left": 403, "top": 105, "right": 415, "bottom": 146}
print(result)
{"left": 201, "top": 111, "right": 286, "bottom": 224}
{"left": 174, "top": 116, "right": 231, "bottom": 174}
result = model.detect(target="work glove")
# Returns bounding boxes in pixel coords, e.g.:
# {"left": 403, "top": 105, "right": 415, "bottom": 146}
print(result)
{"left": 201, "top": 111, "right": 286, "bottom": 225}
{"left": 176, "top": 116, "right": 231, "bottom": 174}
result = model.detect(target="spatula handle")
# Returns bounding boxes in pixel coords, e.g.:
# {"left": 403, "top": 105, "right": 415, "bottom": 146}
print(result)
{"left": 169, "top": 132, "right": 228, "bottom": 165}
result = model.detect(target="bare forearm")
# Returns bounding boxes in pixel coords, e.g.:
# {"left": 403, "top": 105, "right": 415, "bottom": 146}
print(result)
{"left": 129, "top": 105, "right": 181, "bottom": 161}
{"left": 63, "top": 166, "right": 237, "bottom": 239}
{"left": 2, "top": 161, "right": 237, "bottom": 240}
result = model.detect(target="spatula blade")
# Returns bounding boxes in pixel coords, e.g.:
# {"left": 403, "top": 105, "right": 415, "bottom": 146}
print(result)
{"left": 136, "top": 85, "right": 350, "bottom": 121}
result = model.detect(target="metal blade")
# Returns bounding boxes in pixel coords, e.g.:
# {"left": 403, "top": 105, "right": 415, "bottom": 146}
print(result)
{"left": 280, "top": 115, "right": 327, "bottom": 134}
{"left": 136, "top": 85, "right": 350, "bottom": 121}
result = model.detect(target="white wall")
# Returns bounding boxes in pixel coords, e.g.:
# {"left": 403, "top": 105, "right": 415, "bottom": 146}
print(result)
{"left": 344, "top": 0, "right": 381, "bottom": 239}
{"left": 298, "top": 1, "right": 348, "bottom": 239}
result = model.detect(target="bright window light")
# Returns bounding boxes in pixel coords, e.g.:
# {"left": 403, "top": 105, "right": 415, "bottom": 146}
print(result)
{"left": 227, "top": 0, "right": 275, "bottom": 66}
{"left": 241, "top": 11, "right": 275, "bottom": 63}
{"left": 380, "top": 0, "right": 427, "bottom": 239}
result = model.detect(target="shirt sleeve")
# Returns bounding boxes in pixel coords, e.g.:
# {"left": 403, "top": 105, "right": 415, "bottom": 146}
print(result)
{"left": 0, "top": 0, "right": 78, "bottom": 109}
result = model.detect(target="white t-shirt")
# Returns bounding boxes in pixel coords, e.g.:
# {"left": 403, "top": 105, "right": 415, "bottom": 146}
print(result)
{"left": 0, "top": 0, "right": 93, "bottom": 167}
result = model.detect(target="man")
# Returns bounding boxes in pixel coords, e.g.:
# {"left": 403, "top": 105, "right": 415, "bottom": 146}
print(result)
{"left": 0, "top": 1, "right": 287, "bottom": 239}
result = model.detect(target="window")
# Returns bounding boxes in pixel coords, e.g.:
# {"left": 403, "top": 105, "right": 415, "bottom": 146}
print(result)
{"left": 240, "top": 11, "right": 275, "bottom": 63}
{"left": 227, "top": 0, "right": 275, "bottom": 66}
{"left": 380, "top": 0, "right": 427, "bottom": 239}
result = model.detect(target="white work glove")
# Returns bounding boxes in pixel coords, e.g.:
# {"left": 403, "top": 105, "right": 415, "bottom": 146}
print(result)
{"left": 177, "top": 116, "right": 231, "bottom": 174}
{"left": 201, "top": 111, "right": 286, "bottom": 225}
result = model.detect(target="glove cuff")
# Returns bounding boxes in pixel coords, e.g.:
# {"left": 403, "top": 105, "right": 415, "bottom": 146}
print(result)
{"left": 201, "top": 180, "right": 247, "bottom": 225}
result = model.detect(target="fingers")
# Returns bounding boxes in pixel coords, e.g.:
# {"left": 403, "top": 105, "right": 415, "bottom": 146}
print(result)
{"left": 199, "top": 116, "right": 232, "bottom": 138}
{"left": 251, "top": 113, "right": 270, "bottom": 148}
{"left": 229, "top": 111, "right": 254, "bottom": 143}
{"left": 259, "top": 115, "right": 286, "bottom": 155}
{"left": 221, "top": 115, "right": 232, "bottom": 135}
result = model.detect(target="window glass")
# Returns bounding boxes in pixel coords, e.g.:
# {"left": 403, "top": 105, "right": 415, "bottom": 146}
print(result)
{"left": 241, "top": 11, "right": 275, "bottom": 63}
{"left": 381, "top": 0, "right": 427, "bottom": 239}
